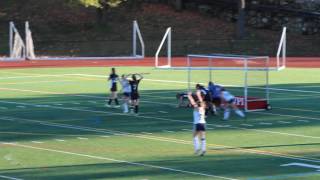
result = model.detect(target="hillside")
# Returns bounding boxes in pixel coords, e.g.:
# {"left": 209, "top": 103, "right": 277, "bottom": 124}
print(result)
{"left": 0, "top": 0, "right": 319, "bottom": 57}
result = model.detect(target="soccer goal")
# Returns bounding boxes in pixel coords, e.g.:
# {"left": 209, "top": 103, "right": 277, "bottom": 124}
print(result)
{"left": 25, "top": 20, "right": 145, "bottom": 60}
{"left": 154, "top": 27, "right": 287, "bottom": 111}
{"left": 0, "top": 22, "right": 26, "bottom": 61}
{"left": 185, "top": 54, "right": 271, "bottom": 112}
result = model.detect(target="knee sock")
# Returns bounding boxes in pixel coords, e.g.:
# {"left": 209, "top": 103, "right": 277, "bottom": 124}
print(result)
{"left": 201, "top": 138, "right": 206, "bottom": 152}
{"left": 235, "top": 109, "right": 245, "bottom": 118}
{"left": 193, "top": 136, "right": 199, "bottom": 151}
{"left": 115, "top": 98, "right": 119, "bottom": 105}
{"left": 123, "top": 103, "right": 128, "bottom": 112}
{"left": 108, "top": 99, "right": 112, "bottom": 105}
{"left": 134, "top": 105, "right": 139, "bottom": 113}
{"left": 224, "top": 108, "right": 230, "bottom": 120}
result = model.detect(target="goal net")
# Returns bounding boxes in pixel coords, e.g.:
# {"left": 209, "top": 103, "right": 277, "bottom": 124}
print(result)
{"left": 25, "top": 21, "right": 144, "bottom": 60}
{"left": 184, "top": 54, "right": 270, "bottom": 112}
{"left": 154, "top": 26, "right": 287, "bottom": 111}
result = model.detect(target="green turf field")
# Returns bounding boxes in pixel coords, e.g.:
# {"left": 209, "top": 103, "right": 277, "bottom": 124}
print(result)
{"left": 0, "top": 67, "right": 319, "bottom": 180}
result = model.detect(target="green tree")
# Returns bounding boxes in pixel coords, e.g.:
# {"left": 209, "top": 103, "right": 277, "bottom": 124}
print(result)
{"left": 77, "top": 0, "right": 126, "bottom": 8}
{"left": 71, "top": 0, "right": 128, "bottom": 23}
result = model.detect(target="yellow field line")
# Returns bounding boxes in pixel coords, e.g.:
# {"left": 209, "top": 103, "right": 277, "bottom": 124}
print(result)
{"left": 0, "top": 131, "right": 92, "bottom": 137}
{"left": 0, "top": 80, "right": 75, "bottom": 85}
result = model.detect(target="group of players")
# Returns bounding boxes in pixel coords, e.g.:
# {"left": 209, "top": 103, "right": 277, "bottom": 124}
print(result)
{"left": 106, "top": 67, "right": 245, "bottom": 156}
{"left": 186, "top": 82, "right": 245, "bottom": 156}
{"left": 177, "top": 82, "right": 245, "bottom": 120}
{"left": 106, "top": 67, "right": 143, "bottom": 114}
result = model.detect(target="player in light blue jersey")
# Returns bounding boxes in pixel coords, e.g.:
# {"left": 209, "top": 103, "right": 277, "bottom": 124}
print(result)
{"left": 220, "top": 88, "right": 245, "bottom": 120}
{"left": 120, "top": 74, "right": 132, "bottom": 113}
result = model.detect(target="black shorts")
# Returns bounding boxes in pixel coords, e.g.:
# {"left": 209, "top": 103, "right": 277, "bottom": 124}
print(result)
{"left": 123, "top": 92, "right": 130, "bottom": 97}
{"left": 204, "top": 94, "right": 211, "bottom": 102}
{"left": 131, "top": 93, "right": 140, "bottom": 100}
{"left": 110, "top": 84, "right": 117, "bottom": 92}
{"left": 212, "top": 97, "right": 221, "bottom": 106}
{"left": 194, "top": 123, "right": 206, "bottom": 131}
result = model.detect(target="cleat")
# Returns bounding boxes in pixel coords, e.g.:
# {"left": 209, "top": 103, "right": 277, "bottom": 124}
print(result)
{"left": 194, "top": 149, "right": 201, "bottom": 155}
{"left": 115, "top": 105, "right": 120, "bottom": 108}
{"left": 200, "top": 151, "right": 206, "bottom": 156}
{"left": 105, "top": 104, "right": 111, "bottom": 107}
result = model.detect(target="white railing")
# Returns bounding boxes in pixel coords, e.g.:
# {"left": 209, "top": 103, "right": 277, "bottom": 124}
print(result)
{"left": 155, "top": 27, "right": 171, "bottom": 68}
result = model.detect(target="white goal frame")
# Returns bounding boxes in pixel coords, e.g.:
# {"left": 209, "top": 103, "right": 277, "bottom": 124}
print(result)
{"left": 25, "top": 20, "right": 145, "bottom": 60}
{"left": 0, "top": 22, "right": 26, "bottom": 61}
{"left": 185, "top": 54, "right": 270, "bottom": 112}
{"left": 153, "top": 27, "right": 287, "bottom": 112}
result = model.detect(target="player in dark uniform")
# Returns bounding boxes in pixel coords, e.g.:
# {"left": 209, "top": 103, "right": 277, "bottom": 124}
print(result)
{"left": 208, "top": 81, "right": 222, "bottom": 115}
{"left": 106, "top": 67, "right": 120, "bottom": 107}
{"left": 129, "top": 74, "right": 143, "bottom": 114}
{"left": 196, "top": 84, "right": 212, "bottom": 116}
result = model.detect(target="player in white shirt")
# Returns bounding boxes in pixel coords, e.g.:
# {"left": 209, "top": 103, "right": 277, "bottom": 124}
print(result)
{"left": 220, "top": 88, "right": 245, "bottom": 120}
{"left": 187, "top": 91, "right": 206, "bottom": 156}
{"left": 120, "top": 74, "right": 132, "bottom": 113}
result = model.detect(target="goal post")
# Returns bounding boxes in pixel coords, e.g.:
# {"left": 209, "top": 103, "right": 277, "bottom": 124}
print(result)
{"left": 0, "top": 21, "right": 26, "bottom": 61}
{"left": 25, "top": 21, "right": 36, "bottom": 59}
{"left": 155, "top": 27, "right": 172, "bottom": 68}
{"left": 25, "top": 20, "right": 145, "bottom": 60}
{"left": 133, "top": 20, "right": 145, "bottom": 57}
{"left": 276, "top": 27, "right": 286, "bottom": 70}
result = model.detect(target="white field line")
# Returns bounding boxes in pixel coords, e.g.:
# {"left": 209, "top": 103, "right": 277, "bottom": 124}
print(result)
{"left": 141, "top": 90, "right": 181, "bottom": 95}
{"left": 0, "top": 175, "right": 23, "bottom": 180}
{"left": 297, "top": 120, "right": 310, "bottom": 123}
{"left": 3, "top": 143, "right": 236, "bottom": 180}
{"left": 259, "top": 122, "right": 273, "bottom": 126}
{"left": 2, "top": 116, "right": 320, "bottom": 164}
{"left": 1, "top": 87, "right": 320, "bottom": 140}
{"left": 77, "top": 137, "right": 88, "bottom": 140}
{"left": 278, "top": 121, "right": 292, "bottom": 124}
{"left": 0, "top": 74, "right": 75, "bottom": 80}
{"left": 252, "top": 111, "right": 320, "bottom": 122}
{"left": 101, "top": 136, "right": 110, "bottom": 138}
{"left": 0, "top": 80, "right": 74, "bottom": 85}
{"left": 241, "top": 124, "right": 254, "bottom": 127}
{"left": 55, "top": 139, "right": 66, "bottom": 142}
{"left": 162, "top": 130, "right": 175, "bottom": 133}
{"left": 31, "top": 141, "right": 43, "bottom": 144}
{"left": 2, "top": 72, "right": 320, "bottom": 96}
{"left": 1, "top": 79, "right": 320, "bottom": 155}
{"left": 273, "top": 107, "right": 320, "bottom": 113}
{"left": 141, "top": 132, "right": 153, "bottom": 135}
{"left": 248, "top": 172, "right": 320, "bottom": 180}
{"left": 16, "top": 106, "right": 26, "bottom": 109}
{"left": 72, "top": 73, "right": 320, "bottom": 95}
